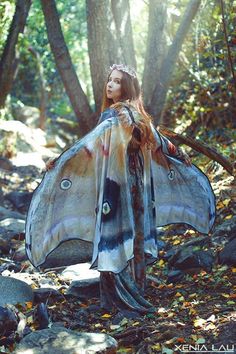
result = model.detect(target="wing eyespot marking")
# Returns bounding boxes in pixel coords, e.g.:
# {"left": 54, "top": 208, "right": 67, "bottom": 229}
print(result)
{"left": 60, "top": 179, "right": 72, "bottom": 190}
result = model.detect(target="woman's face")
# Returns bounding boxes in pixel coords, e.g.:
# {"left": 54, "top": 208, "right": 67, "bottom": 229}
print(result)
{"left": 106, "top": 69, "right": 123, "bottom": 103}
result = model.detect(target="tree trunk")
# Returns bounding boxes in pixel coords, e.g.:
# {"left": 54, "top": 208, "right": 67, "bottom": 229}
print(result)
{"left": 149, "top": 0, "right": 201, "bottom": 125}
{"left": 111, "top": 0, "right": 136, "bottom": 69}
{"left": 28, "top": 47, "right": 47, "bottom": 131}
{"left": 0, "top": 0, "right": 32, "bottom": 108}
{"left": 86, "top": 0, "right": 111, "bottom": 112}
{"left": 142, "top": 0, "right": 167, "bottom": 107}
{"left": 40, "top": 0, "right": 93, "bottom": 136}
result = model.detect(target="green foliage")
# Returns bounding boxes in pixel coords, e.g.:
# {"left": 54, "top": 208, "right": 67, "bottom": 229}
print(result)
{"left": 165, "top": 0, "right": 236, "bottom": 133}
{"left": 1, "top": 0, "right": 235, "bottom": 136}
{"left": 0, "top": 0, "right": 15, "bottom": 55}
{"left": 10, "top": 0, "right": 89, "bottom": 119}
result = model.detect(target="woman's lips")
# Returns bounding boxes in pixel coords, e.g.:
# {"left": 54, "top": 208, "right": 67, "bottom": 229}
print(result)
{"left": 107, "top": 90, "right": 112, "bottom": 94}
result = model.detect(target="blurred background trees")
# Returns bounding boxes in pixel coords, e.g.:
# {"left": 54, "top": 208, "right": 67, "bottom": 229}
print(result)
{"left": 0, "top": 0, "right": 235, "bottom": 138}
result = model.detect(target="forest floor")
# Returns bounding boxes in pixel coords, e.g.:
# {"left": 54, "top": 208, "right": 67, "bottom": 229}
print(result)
{"left": 0, "top": 125, "right": 235, "bottom": 354}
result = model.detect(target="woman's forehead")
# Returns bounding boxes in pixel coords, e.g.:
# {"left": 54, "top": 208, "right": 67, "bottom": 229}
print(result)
{"left": 109, "top": 69, "right": 123, "bottom": 79}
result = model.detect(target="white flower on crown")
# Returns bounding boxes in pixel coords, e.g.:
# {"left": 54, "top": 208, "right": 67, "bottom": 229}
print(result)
{"left": 109, "top": 63, "right": 136, "bottom": 78}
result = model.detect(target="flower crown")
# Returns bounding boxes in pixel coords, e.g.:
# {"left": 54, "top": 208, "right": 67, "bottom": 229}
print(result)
{"left": 109, "top": 63, "right": 136, "bottom": 78}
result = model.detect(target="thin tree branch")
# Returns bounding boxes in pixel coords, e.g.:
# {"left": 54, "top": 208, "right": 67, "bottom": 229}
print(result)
{"left": 220, "top": 0, "right": 236, "bottom": 89}
{"left": 158, "top": 125, "right": 234, "bottom": 175}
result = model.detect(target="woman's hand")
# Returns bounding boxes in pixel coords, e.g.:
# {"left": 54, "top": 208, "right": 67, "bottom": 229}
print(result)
{"left": 45, "top": 157, "right": 57, "bottom": 171}
{"left": 178, "top": 147, "right": 192, "bottom": 166}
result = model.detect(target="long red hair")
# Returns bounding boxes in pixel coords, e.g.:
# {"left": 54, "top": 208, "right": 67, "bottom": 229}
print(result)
{"left": 101, "top": 69, "right": 156, "bottom": 149}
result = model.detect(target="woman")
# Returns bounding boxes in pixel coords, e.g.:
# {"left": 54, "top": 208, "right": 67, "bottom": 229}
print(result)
{"left": 26, "top": 64, "right": 215, "bottom": 314}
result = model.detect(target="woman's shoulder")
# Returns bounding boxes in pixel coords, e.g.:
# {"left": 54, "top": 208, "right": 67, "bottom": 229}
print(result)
{"left": 110, "top": 101, "right": 136, "bottom": 124}
{"left": 110, "top": 100, "right": 135, "bottom": 113}
{"left": 99, "top": 101, "right": 138, "bottom": 126}
{"left": 98, "top": 107, "right": 118, "bottom": 124}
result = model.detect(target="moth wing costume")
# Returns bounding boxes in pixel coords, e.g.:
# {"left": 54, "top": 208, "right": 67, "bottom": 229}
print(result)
{"left": 25, "top": 103, "right": 215, "bottom": 311}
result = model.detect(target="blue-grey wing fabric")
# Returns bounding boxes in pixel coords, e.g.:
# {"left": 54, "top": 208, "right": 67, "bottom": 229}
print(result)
{"left": 25, "top": 104, "right": 216, "bottom": 272}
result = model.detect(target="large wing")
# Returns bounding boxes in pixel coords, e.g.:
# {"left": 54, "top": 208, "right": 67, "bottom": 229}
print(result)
{"left": 150, "top": 127, "right": 216, "bottom": 233}
{"left": 25, "top": 108, "right": 135, "bottom": 271}
{"left": 25, "top": 118, "right": 114, "bottom": 269}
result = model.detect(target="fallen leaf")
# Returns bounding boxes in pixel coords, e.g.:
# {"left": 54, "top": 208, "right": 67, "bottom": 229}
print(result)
{"left": 205, "top": 323, "right": 216, "bottom": 330}
{"left": 175, "top": 292, "right": 182, "bottom": 297}
{"left": 222, "top": 198, "right": 230, "bottom": 206}
{"left": 227, "top": 301, "right": 235, "bottom": 305}
{"left": 224, "top": 214, "right": 233, "bottom": 219}
{"left": 132, "top": 321, "right": 140, "bottom": 326}
{"left": 191, "top": 334, "right": 198, "bottom": 341}
{"left": 173, "top": 239, "right": 181, "bottom": 245}
{"left": 178, "top": 296, "right": 185, "bottom": 302}
{"left": 216, "top": 201, "right": 224, "bottom": 209}
{"left": 157, "top": 259, "right": 165, "bottom": 267}
{"left": 25, "top": 301, "right": 33, "bottom": 309}
{"left": 151, "top": 343, "right": 161, "bottom": 350}
{"left": 110, "top": 324, "right": 120, "bottom": 330}
{"left": 193, "top": 318, "right": 206, "bottom": 327}
{"left": 119, "top": 318, "right": 128, "bottom": 326}
{"left": 101, "top": 313, "right": 112, "bottom": 318}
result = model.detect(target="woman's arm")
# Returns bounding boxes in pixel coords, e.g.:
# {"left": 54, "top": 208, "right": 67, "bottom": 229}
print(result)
{"left": 45, "top": 157, "right": 58, "bottom": 171}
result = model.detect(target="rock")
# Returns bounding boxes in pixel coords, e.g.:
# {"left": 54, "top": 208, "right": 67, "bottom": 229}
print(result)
{"left": 0, "top": 276, "right": 33, "bottom": 307}
{"left": 0, "top": 306, "right": 18, "bottom": 336}
{"left": 169, "top": 249, "right": 215, "bottom": 273}
{"left": 0, "top": 206, "right": 25, "bottom": 221}
{"left": 61, "top": 263, "right": 100, "bottom": 300}
{"left": 12, "top": 243, "right": 27, "bottom": 262}
{"left": 6, "top": 191, "right": 33, "bottom": 211}
{"left": 66, "top": 278, "right": 100, "bottom": 300}
{"left": 33, "top": 288, "right": 64, "bottom": 304}
{"left": 0, "top": 224, "right": 25, "bottom": 254}
{"left": 12, "top": 104, "right": 40, "bottom": 128}
{"left": 4, "top": 272, "right": 37, "bottom": 287}
{"left": 167, "top": 269, "right": 185, "bottom": 283}
{"left": 0, "top": 241, "right": 10, "bottom": 254}
{"left": 183, "top": 235, "right": 212, "bottom": 248}
{"left": 12, "top": 152, "right": 49, "bottom": 169}
{"left": 218, "top": 238, "right": 236, "bottom": 266}
{"left": 0, "top": 218, "right": 25, "bottom": 234}
{"left": 60, "top": 263, "right": 100, "bottom": 281}
{"left": 0, "top": 262, "right": 21, "bottom": 273}
{"left": 164, "top": 236, "right": 211, "bottom": 261}
{"left": 112, "top": 310, "right": 141, "bottom": 323}
{"left": 0, "top": 120, "right": 54, "bottom": 168}
{"left": 212, "top": 215, "right": 236, "bottom": 241}
{"left": 14, "top": 327, "right": 117, "bottom": 354}
{"left": 0, "top": 157, "right": 14, "bottom": 171}
{"left": 0, "top": 120, "right": 46, "bottom": 151}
